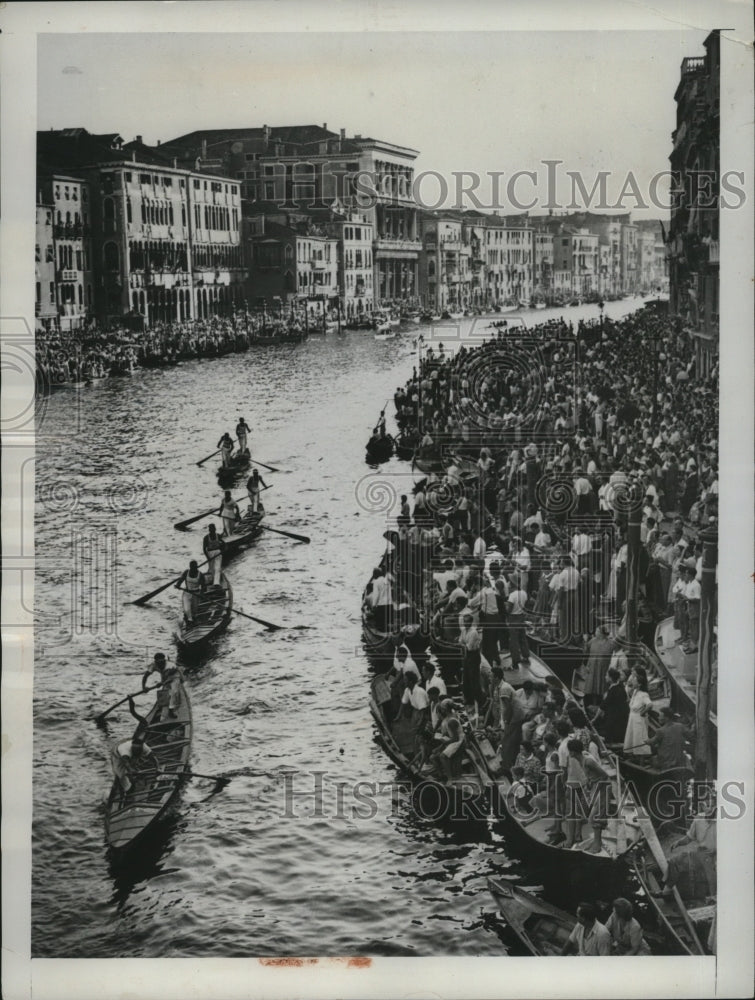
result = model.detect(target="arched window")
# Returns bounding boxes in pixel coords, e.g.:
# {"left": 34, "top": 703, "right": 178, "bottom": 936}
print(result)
{"left": 78, "top": 284, "right": 83, "bottom": 305}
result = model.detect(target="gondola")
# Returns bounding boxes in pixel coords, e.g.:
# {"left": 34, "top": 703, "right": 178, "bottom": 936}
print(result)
{"left": 365, "top": 434, "right": 394, "bottom": 464}
{"left": 175, "top": 571, "right": 233, "bottom": 651}
{"left": 630, "top": 817, "right": 709, "bottom": 955}
{"left": 104, "top": 677, "right": 192, "bottom": 854}
{"left": 411, "top": 450, "right": 445, "bottom": 476}
{"left": 221, "top": 505, "right": 265, "bottom": 556}
{"left": 369, "top": 676, "right": 493, "bottom": 821}
{"left": 394, "top": 432, "right": 418, "bottom": 462}
{"left": 480, "top": 650, "right": 646, "bottom": 871}
{"left": 361, "top": 605, "right": 429, "bottom": 664}
{"left": 217, "top": 449, "right": 251, "bottom": 483}
{"left": 487, "top": 877, "right": 575, "bottom": 955}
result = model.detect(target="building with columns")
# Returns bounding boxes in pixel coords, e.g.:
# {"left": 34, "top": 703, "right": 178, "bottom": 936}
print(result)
{"left": 161, "top": 125, "right": 422, "bottom": 308}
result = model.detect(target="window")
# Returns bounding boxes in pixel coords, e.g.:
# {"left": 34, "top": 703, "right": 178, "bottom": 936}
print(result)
{"left": 125, "top": 172, "right": 132, "bottom": 182}
{"left": 72, "top": 188, "right": 78, "bottom": 201}
{"left": 55, "top": 185, "right": 61, "bottom": 199}
{"left": 49, "top": 282, "right": 55, "bottom": 303}
{"left": 254, "top": 243, "right": 282, "bottom": 268}
{"left": 193, "top": 179, "right": 200, "bottom": 189}
{"left": 263, "top": 166, "right": 275, "bottom": 176}
{"left": 46, "top": 245, "right": 54, "bottom": 263}
{"left": 139, "top": 173, "right": 151, "bottom": 185}
{"left": 164, "top": 177, "right": 172, "bottom": 187}
{"left": 264, "top": 182, "right": 275, "bottom": 200}
{"left": 126, "top": 199, "right": 132, "bottom": 224}
{"left": 35, "top": 244, "right": 40, "bottom": 262}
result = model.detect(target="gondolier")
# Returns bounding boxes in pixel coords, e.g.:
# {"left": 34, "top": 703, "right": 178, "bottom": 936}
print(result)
{"left": 202, "top": 524, "right": 226, "bottom": 586}
{"left": 235, "top": 417, "right": 251, "bottom": 455}
{"left": 110, "top": 697, "right": 157, "bottom": 806}
{"left": 219, "top": 490, "right": 240, "bottom": 536}
{"left": 217, "top": 432, "right": 234, "bottom": 468}
{"left": 246, "top": 468, "right": 267, "bottom": 513}
{"left": 175, "top": 560, "right": 205, "bottom": 624}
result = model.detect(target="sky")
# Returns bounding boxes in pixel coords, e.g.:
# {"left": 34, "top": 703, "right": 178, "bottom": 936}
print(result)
{"left": 37, "top": 27, "right": 715, "bottom": 218}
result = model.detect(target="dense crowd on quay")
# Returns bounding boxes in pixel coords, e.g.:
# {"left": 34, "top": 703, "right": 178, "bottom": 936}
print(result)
{"left": 362, "top": 302, "right": 717, "bottom": 954}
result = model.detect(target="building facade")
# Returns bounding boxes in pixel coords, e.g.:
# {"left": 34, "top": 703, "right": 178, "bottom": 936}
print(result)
{"left": 668, "top": 30, "right": 720, "bottom": 375}
{"left": 36, "top": 174, "right": 94, "bottom": 331}
{"left": 246, "top": 216, "right": 338, "bottom": 313}
{"left": 35, "top": 201, "right": 58, "bottom": 330}
{"left": 533, "top": 231, "right": 553, "bottom": 302}
{"left": 161, "top": 125, "right": 422, "bottom": 308}
{"left": 37, "top": 130, "right": 245, "bottom": 327}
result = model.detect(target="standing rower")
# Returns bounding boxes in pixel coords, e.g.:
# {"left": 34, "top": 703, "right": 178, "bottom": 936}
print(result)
{"left": 217, "top": 432, "right": 234, "bottom": 467}
{"left": 247, "top": 467, "right": 267, "bottom": 513}
{"left": 174, "top": 560, "right": 205, "bottom": 624}
{"left": 202, "top": 523, "right": 226, "bottom": 587}
{"left": 219, "top": 490, "right": 241, "bottom": 536}
{"left": 236, "top": 417, "right": 251, "bottom": 456}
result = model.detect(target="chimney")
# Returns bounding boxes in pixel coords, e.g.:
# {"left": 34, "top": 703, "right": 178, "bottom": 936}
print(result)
{"left": 322, "top": 123, "right": 327, "bottom": 130}
{"left": 136, "top": 135, "right": 142, "bottom": 144}
{"left": 156, "top": 139, "right": 161, "bottom": 147}
{"left": 263, "top": 124, "right": 271, "bottom": 145}
{"left": 340, "top": 128, "right": 346, "bottom": 140}
{"left": 354, "top": 134, "right": 362, "bottom": 140}
{"left": 131, "top": 150, "right": 136, "bottom": 162}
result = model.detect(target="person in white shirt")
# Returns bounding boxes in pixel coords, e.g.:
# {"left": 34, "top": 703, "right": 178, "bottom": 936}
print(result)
{"left": 683, "top": 565, "right": 701, "bottom": 652}
{"left": 423, "top": 661, "right": 447, "bottom": 697}
{"left": 394, "top": 644, "right": 420, "bottom": 680}
{"left": 473, "top": 533, "right": 487, "bottom": 560}
{"left": 367, "top": 566, "right": 393, "bottom": 633}
{"left": 534, "top": 526, "right": 552, "bottom": 550}
{"left": 512, "top": 539, "right": 531, "bottom": 593}
{"left": 571, "top": 529, "right": 592, "bottom": 571}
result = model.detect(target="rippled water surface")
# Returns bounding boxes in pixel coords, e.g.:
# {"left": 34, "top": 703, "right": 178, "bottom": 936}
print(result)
{"left": 32, "top": 302, "right": 646, "bottom": 957}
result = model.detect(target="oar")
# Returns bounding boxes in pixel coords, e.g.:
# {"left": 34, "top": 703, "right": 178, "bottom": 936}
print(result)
{"left": 93, "top": 680, "right": 168, "bottom": 724}
{"left": 132, "top": 559, "right": 209, "bottom": 606}
{"left": 175, "top": 587, "right": 283, "bottom": 631}
{"left": 250, "top": 458, "right": 279, "bottom": 473}
{"left": 173, "top": 486, "right": 271, "bottom": 531}
{"left": 197, "top": 437, "right": 236, "bottom": 467}
{"left": 156, "top": 766, "right": 231, "bottom": 786}
{"left": 260, "top": 524, "right": 310, "bottom": 544}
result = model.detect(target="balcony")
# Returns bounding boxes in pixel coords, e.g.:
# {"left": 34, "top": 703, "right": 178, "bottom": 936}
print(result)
{"left": 681, "top": 56, "right": 705, "bottom": 76}
{"left": 57, "top": 269, "right": 79, "bottom": 282}
{"left": 374, "top": 236, "right": 420, "bottom": 250}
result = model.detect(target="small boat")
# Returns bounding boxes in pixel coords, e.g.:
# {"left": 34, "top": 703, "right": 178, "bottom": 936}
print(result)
{"left": 365, "top": 434, "right": 394, "bottom": 464}
{"left": 369, "top": 676, "right": 493, "bottom": 821}
{"left": 217, "top": 450, "right": 251, "bottom": 482}
{"left": 175, "top": 571, "right": 233, "bottom": 650}
{"left": 394, "top": 432, "right": 418, "bottom": 461}
{"left": 534, "top": 301, "right": 546, "bottom": 310}
{"left": 411, "top": 450, "right": 445, "bottom": 476}
{"left": 374, "top": 324, "right": 396, "bottom": 340}
{"left": 487, "top": 878, "right": 575, "bottom": 956}
{"left": 104, "top": 677, "right": 192, "bottom": 853}
{"left": 631, "top": 817, "right": 709, "bottom": 954}
{"left": 221, "top": 506, "right": 265, "bottom": 556}
{"left": 361, "top": 605, "right": 429, "bottom": 664}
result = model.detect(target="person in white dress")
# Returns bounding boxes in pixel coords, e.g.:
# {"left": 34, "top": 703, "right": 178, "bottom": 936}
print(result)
{"left": 623, "top": 666, "right": 652, "bottom": 756}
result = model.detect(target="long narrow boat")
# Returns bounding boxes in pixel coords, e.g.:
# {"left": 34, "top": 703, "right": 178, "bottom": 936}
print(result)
{"left": 175, "top": 571, "right": 233, "bottom": 651}
{"left": 369, "top": 675, "right": 493, "bottom": 821}
{"left": 487, "top": 877, "right": 575, "bottom": 955}
{"left": 412, "top": 450, "right": 445, "bottom": 476}
{"left": 221, "top": 506, "right": 265, "bottom": 556}
{"left": 217, "top": 450, "right": 251, "bottom": 483}
{"left": 361, "top": 606, "right": 429, "bottom": 664}
{"left": 484, "top": 651, "right": 645, "bottom": 871}
{"left": 631, "top": 819, "right": 708, "bottom": 954}
{"left": 104, "top": 677, "right": 192, "bottom": 853}
{"left": 365, "top": 435, "right": 394, "bottom": 464}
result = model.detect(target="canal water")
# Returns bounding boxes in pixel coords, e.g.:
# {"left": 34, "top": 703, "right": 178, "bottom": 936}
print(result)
{"left": 32, "top": 297, "right": 647, "bottom": 957}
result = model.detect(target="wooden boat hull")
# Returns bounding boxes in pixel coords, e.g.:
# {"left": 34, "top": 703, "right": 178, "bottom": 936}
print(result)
{"left": 487, "top": 877, "right": 574, "bottom": 956}
{"left": 217, "top": 453, "right": 251, "bottom": 482}
{"left": 369, "top": 678, "right": 491, "bottom": 821}
{"left": 412, "top": 452, "right": 445, "bottom": 476}
{"left": 104, "top": 679, "right": 192, "bottom": 853}
{"left": 221, "top": 507, "right": 265, "bottom": 555}
{"left": 365, "top": 436, "right": 394, "bottom": 464}
{"left": 175, "top": 572, "right": 233, "bottom": 650}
